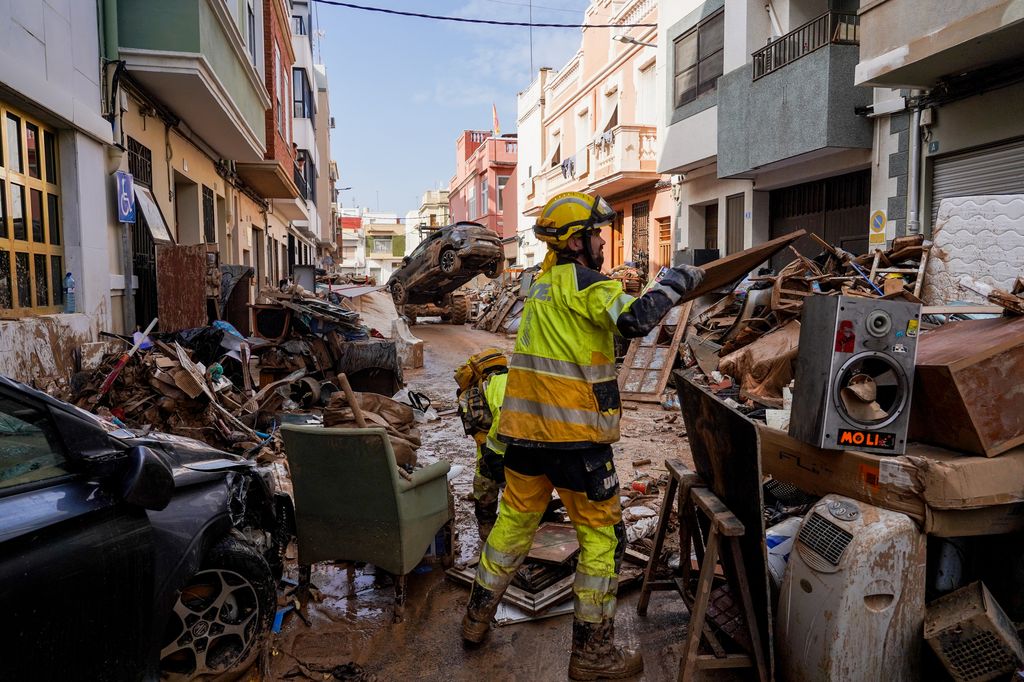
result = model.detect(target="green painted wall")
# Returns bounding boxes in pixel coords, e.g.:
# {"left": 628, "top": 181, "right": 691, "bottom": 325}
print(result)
{"left": 117, "top": 0, "right": 201, "bottom": 53}
{"left": 117, "top": 0, "right": 266, "bottom": 149}
{"left": 197, "top": 1, "right": 266, "bottom": 142}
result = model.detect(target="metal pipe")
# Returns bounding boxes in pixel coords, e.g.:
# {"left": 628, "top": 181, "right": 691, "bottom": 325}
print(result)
{"left": 906, "top": 90, "right": 923, "bottom": 235}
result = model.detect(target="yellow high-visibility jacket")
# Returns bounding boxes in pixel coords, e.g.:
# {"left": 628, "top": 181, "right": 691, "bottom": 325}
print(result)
{"left": 483, "top": 371, "right": 508, "bottom": 456}
{"left": 498, "top": 261, "right": 637, "bottom": 447}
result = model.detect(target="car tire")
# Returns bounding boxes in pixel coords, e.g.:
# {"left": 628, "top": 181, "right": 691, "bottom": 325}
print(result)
{"left": 390, "top": 279, "right": 407, "bottom": 306}
{"left": 449, "top": 294, "right": 469, "bottom": 325}
{"left": 159, "top": 534, "right": 275, "bottom": 681}
{"left": 486, "top": 258, "right": 505, "bottom": 279}
{"left": 439, "top": 248, "right": 460, "bottom": 274}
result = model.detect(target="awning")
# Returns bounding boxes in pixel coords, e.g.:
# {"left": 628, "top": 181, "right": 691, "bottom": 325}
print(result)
{"left": 135, "top": 186, "right": 174, "bottom": 244}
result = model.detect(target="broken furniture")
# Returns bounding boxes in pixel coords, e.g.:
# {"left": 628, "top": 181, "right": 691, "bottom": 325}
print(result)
{"left": 909, "top": 314, "right": 1024, "bottom": 457}
{"left": 618, "top": 302, "right": 693, "bottom": 402}
{"left": 281, "top": 425, "right": 452, "bottom": 622}
{"left": 637, "top": 460, "right": 769, "bottom": 682}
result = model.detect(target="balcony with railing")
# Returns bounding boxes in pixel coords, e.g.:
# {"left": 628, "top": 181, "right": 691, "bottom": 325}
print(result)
{"left": 585, "top": 125, "right": 659, "bottom": 195}
{"left": 716, "top": 13, "right": 871, "bottom": 178}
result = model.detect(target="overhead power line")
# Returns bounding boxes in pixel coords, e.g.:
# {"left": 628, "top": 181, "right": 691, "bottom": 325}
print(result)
{"left": 309, "top": 0, "right": 657, "bottom": 28}
{"left": 479, "top": 0, "right": 584, "bottom": 15}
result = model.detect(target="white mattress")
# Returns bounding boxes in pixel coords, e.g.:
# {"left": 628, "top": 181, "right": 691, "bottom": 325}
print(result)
{"left": 922, "top": 194, "right": 1024, "bottom": 305}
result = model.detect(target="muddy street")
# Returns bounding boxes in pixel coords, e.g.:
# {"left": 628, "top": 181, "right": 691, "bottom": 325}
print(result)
{"left": 270, "top": 321, "right": 702, "bottom": 681}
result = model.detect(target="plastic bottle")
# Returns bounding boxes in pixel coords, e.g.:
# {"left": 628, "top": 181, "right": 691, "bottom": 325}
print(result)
{"left": 63, "top": 272, "right": 76, "bottom": 314}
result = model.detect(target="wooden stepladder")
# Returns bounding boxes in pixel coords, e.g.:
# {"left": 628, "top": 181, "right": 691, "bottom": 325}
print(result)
{"left": 637, "top": 460, "right": 769, "bottom": 682}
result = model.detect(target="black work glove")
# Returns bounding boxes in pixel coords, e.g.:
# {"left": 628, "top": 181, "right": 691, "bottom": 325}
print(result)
{"left": 660, "top": 264, "right": 705, "bottom": 299}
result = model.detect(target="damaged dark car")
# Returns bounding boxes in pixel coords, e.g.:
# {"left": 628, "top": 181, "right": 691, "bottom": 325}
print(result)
{"left": 388, "top": 221, "right": 504, "bottom": 307}
{"left": 0, "top": 376, "right": 290, "bottom": 681}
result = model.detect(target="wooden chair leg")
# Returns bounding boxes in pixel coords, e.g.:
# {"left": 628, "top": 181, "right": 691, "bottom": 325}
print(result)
{"left": 679, "top": 528, "right": 721, "bottom": 682}
{"left": 393, "top": 573, "right": 408, "bottom": 624}
{"left": 637, "top": 472, "right": 679, "bottom": 616}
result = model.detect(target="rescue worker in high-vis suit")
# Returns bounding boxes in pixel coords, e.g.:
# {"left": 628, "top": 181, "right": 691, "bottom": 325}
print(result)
{"left": 472, "top": 367, "right": 508, "bottom": 540}
{"left": 460, "top": 192, "right": 705, "bottom": 680}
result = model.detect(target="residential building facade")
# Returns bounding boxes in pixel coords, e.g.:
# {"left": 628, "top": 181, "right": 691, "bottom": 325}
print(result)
{"left": 337, "top": 210, "right": 364, "bottom": 276}
{"left": 855, "top": 0, "right": 1024, "bottom": 243}
{"left": 362, "top": 212, "right": 405, "bottom": 283}
{"left": 517, "top": 0, "right": 671, "bottom": 277}
{"left": 658, "top": 0, "right": 872, "bottom": 270}
{"left": 449, "top": 130, "right": 518, "bottom": 265}
{"left": 405, "top": 188, "right": 450, "bottom": 255}
{"left": 0, "top": 0, "right": 114, "bottom": 379}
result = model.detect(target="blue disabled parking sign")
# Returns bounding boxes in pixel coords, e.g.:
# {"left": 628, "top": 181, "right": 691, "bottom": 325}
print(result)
{"left": 116, "top": 170, "right": 136, "bottom": 223}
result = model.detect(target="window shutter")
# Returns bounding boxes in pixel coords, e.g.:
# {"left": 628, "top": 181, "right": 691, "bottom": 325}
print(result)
{"left": 393, "top": 235, "right": 406, "bottom": 256}
{"left": 365, "top": 235, "right": 375, "bottom": 253}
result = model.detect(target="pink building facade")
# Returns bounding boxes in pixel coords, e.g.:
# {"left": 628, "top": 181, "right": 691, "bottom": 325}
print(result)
{"left": 449, "top": 131, "right": 518, "bottom": 246}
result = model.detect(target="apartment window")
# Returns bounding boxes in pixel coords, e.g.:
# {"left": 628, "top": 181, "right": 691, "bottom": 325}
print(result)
{"left": 246, "top": 2, "right": 257, "bottom": 65}
{"left": 202, "top": 186, "right": 215, "bottom": 243}
{"left": 636, "top": 63, "right": 656, "bottom": 123}
{"left": 575, "top": 109, "right": 590, "bottom": 152}
{"left": 479, "top": 177, "right": 488, "bottom": 217}
{"left": 548, "top": 130, "right": 561, "bottom": 169}
{"left": 372, "top": 237, "right": 392, "bottom": 254}
{"left": 127, "top": 136, "right": 152, "bottom": 187}
{"left": 673, "top": 9, "right": 725, "bottom": 107}
{"left": 291, "top": 15, "right": 306, "bottom": 35}
{"left": 293, "top": 68, "right": 314, "bottom": 123}
{"left": 497, "top": 175, "right": 510, "bottom": 212}
{"left": 274, "top": 45, "right": 283, "bottom": 137}
{"left": 0, "top": 103, "right": 63, "bottom": 314}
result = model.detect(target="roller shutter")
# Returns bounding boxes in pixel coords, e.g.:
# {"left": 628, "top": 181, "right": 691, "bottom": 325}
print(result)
{"left": 931, "top": 137, "right": 1024, "bottom": 226}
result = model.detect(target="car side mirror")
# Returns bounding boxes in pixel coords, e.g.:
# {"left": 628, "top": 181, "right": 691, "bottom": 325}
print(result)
{"left": 402, "top": 257, "right": 410, "bottom": 266}
{"left": 118, "top": 446, "right": 174, "bottom": 511}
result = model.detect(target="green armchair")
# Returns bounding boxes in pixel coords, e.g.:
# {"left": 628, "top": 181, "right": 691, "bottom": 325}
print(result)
{"left": 281, "top": 425, "right": 452, "bottom": 619}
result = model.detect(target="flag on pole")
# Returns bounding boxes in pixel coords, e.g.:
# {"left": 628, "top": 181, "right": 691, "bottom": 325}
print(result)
{"left": 492, "top": 103, "right": 501, "bottom": 137}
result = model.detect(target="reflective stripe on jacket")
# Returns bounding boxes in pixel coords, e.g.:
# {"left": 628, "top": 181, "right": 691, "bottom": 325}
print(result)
{"left": 498, "top": 261, "right": 636, "bottom": 447}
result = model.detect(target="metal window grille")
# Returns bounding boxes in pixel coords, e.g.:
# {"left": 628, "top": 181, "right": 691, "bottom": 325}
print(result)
{"left": 202, "top": 186, "right": 215, "bottom": 243}
{"left": 127, "top": 137, "right": 152, "bottom": 188}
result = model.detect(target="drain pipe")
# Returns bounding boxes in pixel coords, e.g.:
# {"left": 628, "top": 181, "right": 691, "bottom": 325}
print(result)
{"left": 906, "top": 90, "right": 923, "bottom": 235}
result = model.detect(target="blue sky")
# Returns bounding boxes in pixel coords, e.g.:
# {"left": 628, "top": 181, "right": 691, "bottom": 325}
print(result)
{"left": 313, "top": 0, "right": 591, "bottom": 216}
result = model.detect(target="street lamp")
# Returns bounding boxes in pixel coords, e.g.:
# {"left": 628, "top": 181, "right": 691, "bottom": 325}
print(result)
{"left": 613, "top": 34, "right": 657, "bottom": 48}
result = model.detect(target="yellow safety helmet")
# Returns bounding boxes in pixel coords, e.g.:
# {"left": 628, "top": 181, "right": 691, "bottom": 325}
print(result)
{"left": 534, "top": 192, "right": 615, "bottom": 248}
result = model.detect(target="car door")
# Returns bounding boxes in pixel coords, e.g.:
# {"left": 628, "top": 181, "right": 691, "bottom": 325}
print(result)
{"left": 0, "top": 388, "right": 155, "bottom": 681}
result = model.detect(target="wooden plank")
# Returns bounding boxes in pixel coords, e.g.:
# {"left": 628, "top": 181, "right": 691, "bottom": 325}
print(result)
{"left": 527, "top": 523, "right": 579, "bottom": 564}
{"left": 921, "top": 305, "right": 1004, "bottom": 316}
{"left": 678, "top": 230, "right": 807, "bottom": 304}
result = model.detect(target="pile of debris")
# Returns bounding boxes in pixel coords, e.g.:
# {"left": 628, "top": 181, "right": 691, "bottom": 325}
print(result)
{"left": 607, "top": 264, "right": 646, "bottom": 296}
{"left": 474, "top": 269, "right": 535, "bottom": 334}
{"left": 73, "top": 289, "right": 407, "bottom": 458}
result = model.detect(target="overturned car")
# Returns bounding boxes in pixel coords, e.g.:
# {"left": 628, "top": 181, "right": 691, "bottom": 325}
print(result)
{"left": 389, "top": 221, "right": 504, "bottom": 324}
{"left": 0, "top": 376, "right": 291, "bottom": 680}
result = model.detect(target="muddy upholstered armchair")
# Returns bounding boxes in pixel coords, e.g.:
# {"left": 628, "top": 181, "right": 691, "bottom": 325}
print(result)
{"left": 281, "top": 425, "right": 452, "bottom": 620}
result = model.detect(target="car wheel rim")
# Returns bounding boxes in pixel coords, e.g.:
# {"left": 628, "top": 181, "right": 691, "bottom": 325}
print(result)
{"left": 159, "top": 569, "right": 261, "bottom": 679}
{"left": 441, "top": 250, "right": 455, "bottom": 271}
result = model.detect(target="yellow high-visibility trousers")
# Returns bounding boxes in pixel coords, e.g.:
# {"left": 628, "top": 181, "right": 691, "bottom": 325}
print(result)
{"left": 474, "top": 444, "right": 625, "bottom": 623}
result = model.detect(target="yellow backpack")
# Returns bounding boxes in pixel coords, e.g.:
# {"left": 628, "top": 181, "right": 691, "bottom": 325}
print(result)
{"left": 454, "top": 349, "right": 508, "bottom": 437}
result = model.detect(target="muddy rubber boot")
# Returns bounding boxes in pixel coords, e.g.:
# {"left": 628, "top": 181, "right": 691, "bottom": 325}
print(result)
{"left": 461, "top": 582, "right": 503, "bottom": 645}
{"left": 568, "top": 618, "right": 644, "bottom": 680}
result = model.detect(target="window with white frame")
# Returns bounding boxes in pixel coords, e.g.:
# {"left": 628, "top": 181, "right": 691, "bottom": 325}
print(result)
{"left": 575, "top": 108, "right": 590, "bottom": 153}
{"left": 673, "top": 9, "right": 724, "bottom": 107}
{"left": 372, "top": 237, "right": 392, "bottom": 254}
{"left": 601, "top": 89, "right": 619, "bottom": 133}
{"left": 548, "top": 130, "right": 561, "bottom": 169}
{"left": 274, "top": 44, "right": 283, "bottom": 137}
{"left": 246, "top": 1, "right": 257, "bottom": 65}
{"left": 497, "top": 176, "right": 510, "bottom": 212}
{"left": 480, "top": 177, "right": 488, "bottom": 217}
{"left": 467, "top": 183, "right": 476, "bottom": 220}
{"left": 636, "top": 62, "right": 656, "bottom": 123}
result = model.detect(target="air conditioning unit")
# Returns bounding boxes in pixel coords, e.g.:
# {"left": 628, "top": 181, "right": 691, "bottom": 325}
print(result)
{"left": 790, "top": 295, "right": 922, "bottom": 454}
{"left": 776, "top": 495, "right": 926, "bottom": 682}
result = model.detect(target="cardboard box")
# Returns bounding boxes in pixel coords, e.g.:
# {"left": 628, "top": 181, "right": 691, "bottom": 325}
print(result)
{"left": 757, "top": 424, "right": 1024, "bottom": 536}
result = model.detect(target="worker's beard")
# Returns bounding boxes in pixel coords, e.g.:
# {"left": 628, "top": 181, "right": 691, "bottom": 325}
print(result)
{"left": 582, "top": 234, "right": 604, "bottom": 271}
